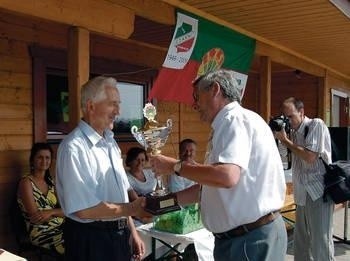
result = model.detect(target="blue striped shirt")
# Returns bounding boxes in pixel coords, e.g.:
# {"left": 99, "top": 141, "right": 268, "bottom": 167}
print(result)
{"left": 291, "top": 116, "right": 332, "bottom": 206}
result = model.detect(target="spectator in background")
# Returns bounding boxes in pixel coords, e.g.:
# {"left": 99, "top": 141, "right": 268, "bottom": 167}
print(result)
{"left": 17, "top": 142, "right": 64, "bottom": 255}
{"left": 169, "top": 139, "right": 197, "bottom": 193}
{"left": 274, "top": 97, "right": 334, "bottom": 261}
{"left": 125, "top": 147, "right": 157, "bottom": 196}
{"left": 56, "top": 76, "right": 147, "bottom": 261}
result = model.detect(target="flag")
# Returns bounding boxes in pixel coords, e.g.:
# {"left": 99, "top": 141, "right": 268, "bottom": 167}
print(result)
{"left": 149, "top": 11, "right": 256, "bottom": 105}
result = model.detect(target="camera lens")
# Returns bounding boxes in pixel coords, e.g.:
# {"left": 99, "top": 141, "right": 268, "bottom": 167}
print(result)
{"left": 269, "top": 116, "right": 290, "bottom": 133}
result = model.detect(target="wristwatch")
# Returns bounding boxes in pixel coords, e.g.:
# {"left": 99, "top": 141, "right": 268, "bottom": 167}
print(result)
{"left": 174, "top": 160, "right": 183, "bottom": 176}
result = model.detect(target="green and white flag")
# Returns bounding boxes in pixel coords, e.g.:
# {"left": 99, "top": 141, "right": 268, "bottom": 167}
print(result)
{"left": 149, "top": 11, "right": 256, "bottom": 105}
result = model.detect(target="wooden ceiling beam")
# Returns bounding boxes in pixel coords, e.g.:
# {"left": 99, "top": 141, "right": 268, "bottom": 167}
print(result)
{"left": 107, "top": 0, "right": 175, "bottom": 25}
{"left": 91, "top": 35, "right": 167, "bottom": 69}
{"left": 0, "top": 0, "right": 134, "bottom": 39}
{"left": 256, "top": 41, "right": 325, "bottom": 77}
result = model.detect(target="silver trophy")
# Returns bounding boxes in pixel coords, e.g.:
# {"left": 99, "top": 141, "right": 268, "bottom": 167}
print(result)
{"left": 131, "top": 103, "right": 180, "bottom": 215}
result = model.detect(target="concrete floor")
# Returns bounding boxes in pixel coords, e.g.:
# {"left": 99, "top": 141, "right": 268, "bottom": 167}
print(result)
{"left": 285, "top": 205, "right": 350, "bottom": 260}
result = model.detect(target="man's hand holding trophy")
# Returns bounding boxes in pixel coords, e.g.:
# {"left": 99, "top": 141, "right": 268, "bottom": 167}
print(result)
{"left": 131, "top": 103, "right": 180, "bottom": 215}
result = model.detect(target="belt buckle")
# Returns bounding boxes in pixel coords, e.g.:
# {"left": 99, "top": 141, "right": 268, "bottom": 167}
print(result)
{"left": 117, "top": 218, "right": 127, "bottom": 229}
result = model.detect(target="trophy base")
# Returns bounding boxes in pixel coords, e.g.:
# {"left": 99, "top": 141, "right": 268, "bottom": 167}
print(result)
{"left": 145, "top": 191, "right": 181, "bottom": 215}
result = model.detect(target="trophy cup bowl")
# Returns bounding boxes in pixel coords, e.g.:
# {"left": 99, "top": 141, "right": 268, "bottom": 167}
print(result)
{"left": 131, "top": 105, "right": 180, "bottom": 215}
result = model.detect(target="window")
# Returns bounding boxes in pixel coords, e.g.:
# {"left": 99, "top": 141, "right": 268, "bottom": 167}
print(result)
{"left": 113, "top": 82, "right": 146, "bottom": 141}
{"left": 45, "top": 73, "right": 148, "bottom": 142}
{"left": 46, "top": 69, "right": 69, "bottom": 136}
{"left": 31, "top": 45, "right": 154, "bottom": 144}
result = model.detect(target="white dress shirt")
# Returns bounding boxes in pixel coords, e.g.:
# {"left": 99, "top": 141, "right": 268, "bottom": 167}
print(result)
{"left": 56, "top": 120, "right": 131, "bottom": 222}
{"left": 201, "top": 102, "right": 286, "bottom": 233}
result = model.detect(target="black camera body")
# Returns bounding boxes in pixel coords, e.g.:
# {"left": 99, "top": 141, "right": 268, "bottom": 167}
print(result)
{"left": 269, "top": 115, "right": 291, "bottom": 133}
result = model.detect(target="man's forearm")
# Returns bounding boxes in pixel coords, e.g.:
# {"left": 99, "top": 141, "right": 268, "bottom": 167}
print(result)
{"left": 282, "top": 139, "right": 318, "bottom": 164}
{"left": 74, "top": 201, "right": 135, "bottom": 220}
{"left": 176, "top": 184, "right": 200, "bottom": 206}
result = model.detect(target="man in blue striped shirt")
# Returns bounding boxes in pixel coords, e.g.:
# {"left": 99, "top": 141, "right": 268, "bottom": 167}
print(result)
{"left": 275, "top": 97, "right": 335, "bottom": 261}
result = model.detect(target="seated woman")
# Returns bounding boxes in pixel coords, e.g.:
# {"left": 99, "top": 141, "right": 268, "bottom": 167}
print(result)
{"left": 125, "top": 147, "right": 157, "bottom": 196}
{"left": 17, "top": 142, "right": 64, "bottom": 255}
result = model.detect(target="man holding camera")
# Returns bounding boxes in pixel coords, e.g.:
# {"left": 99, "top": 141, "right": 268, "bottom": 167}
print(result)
{"left": 274, "top": 97, "right": 334, "bottom": 261}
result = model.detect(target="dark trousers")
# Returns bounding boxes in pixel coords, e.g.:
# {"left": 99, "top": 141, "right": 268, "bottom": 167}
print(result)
{"left": 63, "top": 218, "right": 131, "bottom": 261}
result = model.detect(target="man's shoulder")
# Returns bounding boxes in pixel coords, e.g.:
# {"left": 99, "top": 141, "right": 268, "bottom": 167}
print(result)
{"left": 308, "top": 117, "right": 328, "bottom": 130}
{"left": 304, "top": 117, "right": 330, "bottom": 141}
{"left": 310, "top": 117, "right": 325, "bottom": 125}
{"left": 58, "top": 128, "right": 87, "bottom": 152}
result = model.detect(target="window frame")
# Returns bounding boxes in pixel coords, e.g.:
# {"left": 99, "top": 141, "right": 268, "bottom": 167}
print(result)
{"left": 30, "top": 45, "right": 154, "bottom": 144}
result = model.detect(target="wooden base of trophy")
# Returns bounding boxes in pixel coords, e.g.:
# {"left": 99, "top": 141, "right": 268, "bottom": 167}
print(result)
{"left": 145, "top": 191, "right": 181, "bottom": 215}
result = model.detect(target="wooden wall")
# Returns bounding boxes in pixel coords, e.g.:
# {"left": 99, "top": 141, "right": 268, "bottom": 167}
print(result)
{"left": 243, "top": 71, "right": 321, "bottom": 119}
{"left": 0, "top": 12, "right": 69, "bottom": 250}
{"left": 271, "top": 71, "right": 320, "bottom": 118}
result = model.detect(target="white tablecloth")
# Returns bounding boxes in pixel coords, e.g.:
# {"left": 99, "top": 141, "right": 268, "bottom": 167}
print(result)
{"left": 137, "top": 222, "right": 214, "bottom": 261}
{"left": 0, "top": 249, "right": 26, "bottom": 261}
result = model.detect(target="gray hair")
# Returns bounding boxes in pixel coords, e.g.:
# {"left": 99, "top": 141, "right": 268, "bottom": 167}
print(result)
{"left": 193, "top": 69, "right": 241, "bottom": 103}
{"left": 81, "top": 76, "right": 117, "bottom": 113}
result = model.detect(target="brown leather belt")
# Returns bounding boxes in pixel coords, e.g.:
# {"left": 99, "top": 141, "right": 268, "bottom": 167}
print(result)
{"left": 213, "top": 210, "right": 280, "bottom": 239}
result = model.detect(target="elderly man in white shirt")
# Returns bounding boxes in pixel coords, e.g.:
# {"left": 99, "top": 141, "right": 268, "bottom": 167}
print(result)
{"left": 56, "top": 76, "right": 147, "bottom": 261}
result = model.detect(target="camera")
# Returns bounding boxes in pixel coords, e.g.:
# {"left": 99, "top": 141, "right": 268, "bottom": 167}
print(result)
{"left": 269, "top": 115, "right": 291, "bottom": 133}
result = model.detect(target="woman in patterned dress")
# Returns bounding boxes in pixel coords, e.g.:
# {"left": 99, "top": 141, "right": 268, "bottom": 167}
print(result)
{"left": 17, "top": 142, "right": 64, "bottom": 254}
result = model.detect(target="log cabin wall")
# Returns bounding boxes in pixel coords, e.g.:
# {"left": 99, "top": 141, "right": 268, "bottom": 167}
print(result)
{"left": 271, "top": 71, "right": 320, "bottom": 118}
{"left": 0, "top": 12, "right": 69, "bottom": 250}
{"left": 243, "top": 71, "right": 320, "bottom": 119}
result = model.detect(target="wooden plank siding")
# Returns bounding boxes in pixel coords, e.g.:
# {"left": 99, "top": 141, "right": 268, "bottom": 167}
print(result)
{"left": 271, "top": 71, "right": 321, "bottom": 118}
{"left": 0, "top": 12, "right": 68, "bottom": 250}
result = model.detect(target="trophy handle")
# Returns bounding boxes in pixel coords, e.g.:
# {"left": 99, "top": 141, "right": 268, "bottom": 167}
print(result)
{"left": 166, "top": 119, "right": 172, "bottom": 128}
{"left": 131, "top": 125, "right": 138, "bottom": 134}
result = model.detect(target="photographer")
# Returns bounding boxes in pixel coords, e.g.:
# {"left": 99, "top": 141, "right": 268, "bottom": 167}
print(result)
{"left": 274, "top": 97, "right": 334, "bottom": 261}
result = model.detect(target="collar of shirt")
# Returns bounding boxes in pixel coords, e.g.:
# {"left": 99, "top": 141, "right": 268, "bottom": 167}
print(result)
{"left": 294, "top": 116, "right": 311, "bottom": 137}
{"left": 79, "top": 120, "right": 114, "bottom": 146}
{"left": 211, "top": 101, "right": 239, "bottom": 131}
